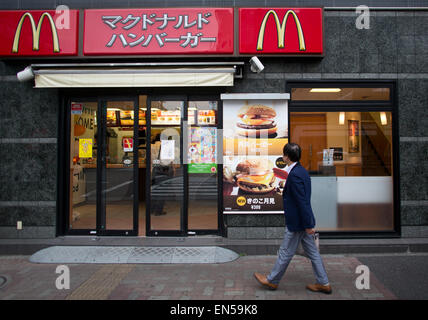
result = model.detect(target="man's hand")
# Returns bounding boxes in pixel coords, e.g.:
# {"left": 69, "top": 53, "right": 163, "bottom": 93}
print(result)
{"left": 305, "top": 228, "right": 315, "bottom": 235}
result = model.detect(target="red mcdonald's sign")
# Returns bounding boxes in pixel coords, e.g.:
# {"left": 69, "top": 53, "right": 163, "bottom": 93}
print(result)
{"left": 83, "top": 8, "right": 234, "bottom": 55}
{"left": 0, "top": 8, "right": 322, "bottom": 57}
{"left": 0, "top": 10, "right": 79, "bottom": 56}
{"left": 239, "top": 8, "right": 323, "bottom": 55}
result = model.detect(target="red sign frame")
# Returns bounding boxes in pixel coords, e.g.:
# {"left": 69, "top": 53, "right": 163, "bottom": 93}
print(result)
{"left": 239, "top": 8, "right": 323, "bottom": 55}
{"left": 83, "top": 8, "right": 234, "bottom": 55}
{"left": 0, "top": 10, "right": 79, "bottom": 56}
{"left": 0, "top": 8, "right": 323, "bottom": 57}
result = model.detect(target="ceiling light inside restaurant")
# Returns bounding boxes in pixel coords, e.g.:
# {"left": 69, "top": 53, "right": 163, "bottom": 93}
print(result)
{"left": 339, "top": 112, "right": 345, "bottom": 125}
{"left": 310, "top": 88, "right": 341, "bottom": 93}
{"left": 380, "top": 112, "right": 388, "bottom": 125}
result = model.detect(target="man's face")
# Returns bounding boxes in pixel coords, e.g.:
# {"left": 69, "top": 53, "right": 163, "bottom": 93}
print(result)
{"left": 283, "top": 154, "right": 291, "bottom": 165}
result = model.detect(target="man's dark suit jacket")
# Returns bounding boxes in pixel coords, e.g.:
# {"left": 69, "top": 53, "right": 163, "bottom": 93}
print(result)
{"left": 282, "top": 162, "right": 316, "bottom": 232}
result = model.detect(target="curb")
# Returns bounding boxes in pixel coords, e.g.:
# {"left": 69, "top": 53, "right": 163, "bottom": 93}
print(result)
{"left": 224, "top": 243, "right": 428, "bottom": 255}
{"left": 1, "top": 238, "right": 428, "bottom": 256}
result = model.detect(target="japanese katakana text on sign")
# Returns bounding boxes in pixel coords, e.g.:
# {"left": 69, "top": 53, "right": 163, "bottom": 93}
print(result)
{"left": 83, "top": 8, "right": 234, "bottom": 55}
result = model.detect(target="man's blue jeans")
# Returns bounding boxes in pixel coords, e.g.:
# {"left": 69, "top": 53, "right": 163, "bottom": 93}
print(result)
{"left": 267, "top": 228, "right": 329, "bottom": 286}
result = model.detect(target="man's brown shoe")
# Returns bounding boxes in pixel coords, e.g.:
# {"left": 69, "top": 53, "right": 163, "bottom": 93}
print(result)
{"left": 306, "top": 283, "right": 332, "bottom": 294}
{"left": 253, "top": 272, "right": 278, "bottom": 290}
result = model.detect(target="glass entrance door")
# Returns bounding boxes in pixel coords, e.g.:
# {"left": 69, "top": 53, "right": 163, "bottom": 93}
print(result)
{"left": 187, "top": 100, "right": 219, "bottom": 232}
{"left": 67, "top": 95, "right": 220, "bottom": 237}
{"left": 69, "top": 100, "right": 98, "bottom": 231}
{"left": 147, "top": 99, "right": 184, "bottom": 235}
{"left": 67, "top": 97, "right": 139, "bottom": 236}
{"left": 146, "top": 97, "right": 221, "bottom": 236}
{"left": 100, "top": 98, "right": 139, "bottom": 235}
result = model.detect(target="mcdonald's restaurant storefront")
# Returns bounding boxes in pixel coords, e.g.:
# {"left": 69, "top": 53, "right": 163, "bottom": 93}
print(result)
{"left": 1, "top": 4, "right": 427, "bottom": 241}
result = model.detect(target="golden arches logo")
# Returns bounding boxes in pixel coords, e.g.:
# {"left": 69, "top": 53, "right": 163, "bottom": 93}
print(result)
{"left": 257, "top": 9, "right": 306, "bottom": 51}
{"left": 12, "top": 12, "right": 60, "bottom": 53}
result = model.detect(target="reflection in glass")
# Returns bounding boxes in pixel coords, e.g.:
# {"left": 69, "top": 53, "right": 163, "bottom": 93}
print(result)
{"left": 290, "top": 111, "right": 394, "bottom": 232}
{"left": 150, "top": 101, "right": 183, "bottom": 231}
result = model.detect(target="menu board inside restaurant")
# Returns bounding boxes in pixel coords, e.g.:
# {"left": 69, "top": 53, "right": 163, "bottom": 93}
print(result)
{"left": 197, "top": 110, "right": 216, "bottom": 125}
{"left": 120, "top": 110, "right": 134, "bottom": 126}
{"left": 222, "top": 97, "right": 288, "bottom": 214}
{"left": 107, "top": 109, "right": 146, "bottom": 126}
{"left": 151, "top": 109, "right": 181, "bottom": 125}
{"left": 107, "top": 109, "right": 190, "bottom": 126}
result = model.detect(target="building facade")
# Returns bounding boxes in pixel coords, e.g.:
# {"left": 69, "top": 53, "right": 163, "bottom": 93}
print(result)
{"left": 0, "top": 0, "right": 427, "bottom": 240}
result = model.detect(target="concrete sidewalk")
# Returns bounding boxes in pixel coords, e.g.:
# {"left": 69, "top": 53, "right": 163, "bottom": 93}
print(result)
{"left": 0, "top": 254, "right": 396, "bottom": 300}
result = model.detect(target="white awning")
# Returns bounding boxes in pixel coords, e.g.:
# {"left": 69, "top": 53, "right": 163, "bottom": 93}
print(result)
{"left": 34, "top": 67, "right": 235, "bottom": 88}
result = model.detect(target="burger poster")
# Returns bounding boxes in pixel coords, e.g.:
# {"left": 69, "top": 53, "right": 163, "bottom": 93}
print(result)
{"left": 223, "top": 99, "right": 288, "bottom": 139}
{"left": 223, "top": 156, "right": 289, "bottom": 212}
{"left": 222, "top": 97, "right": 288, "bottom": 213}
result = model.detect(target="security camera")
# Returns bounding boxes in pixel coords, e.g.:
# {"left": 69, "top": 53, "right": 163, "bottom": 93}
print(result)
{"left": 17, "top": 66, "right": 34, "bottom": 82}
{"left": 249, "top": 56, "right": 264, "bottom": 73}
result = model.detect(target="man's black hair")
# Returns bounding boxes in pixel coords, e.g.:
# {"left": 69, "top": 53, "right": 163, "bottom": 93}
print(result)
{"left": 283, "top": 143, "right": 301, "bottom": 162}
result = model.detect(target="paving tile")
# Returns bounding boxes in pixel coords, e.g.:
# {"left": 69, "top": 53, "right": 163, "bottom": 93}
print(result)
{"left": 0, "top": 254, "right": 398, "bottom": 300}
{"left": 203, "top": 286, "right": 213, "bottom": 296}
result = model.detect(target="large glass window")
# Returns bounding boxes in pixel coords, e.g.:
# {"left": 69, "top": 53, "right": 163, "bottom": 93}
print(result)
{"left": 290, "top": 111, "right": 394, "bottom": 232}
{"left": 288, "top": 82, "right": 396, "bottom": 234}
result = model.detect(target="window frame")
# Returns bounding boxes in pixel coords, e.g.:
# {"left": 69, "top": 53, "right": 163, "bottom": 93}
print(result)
{"left": 286, "top": 80, "right": 400, "bottom": 238}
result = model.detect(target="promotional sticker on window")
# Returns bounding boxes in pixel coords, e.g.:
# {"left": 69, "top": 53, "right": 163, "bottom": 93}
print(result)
{"left": 160, "top": 140, "right": 175, "bottom": 160}
{"left": 71, "top": 103, "right": 83, "bottom": 115}
{"left": 123, "top": 137, "right": 133, "bottom": 152}
{"left": 79, "top": 139, "right": 93, "bottom": 158}
{"left": 188, "top": 127, "right": 217, "bottom": 173}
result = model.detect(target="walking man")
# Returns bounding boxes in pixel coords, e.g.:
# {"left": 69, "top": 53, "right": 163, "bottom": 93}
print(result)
{"left": 254, "top": 143, "right": 332, "bottom": 294}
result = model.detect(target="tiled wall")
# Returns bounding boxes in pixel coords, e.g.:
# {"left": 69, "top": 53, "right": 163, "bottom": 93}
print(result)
{"left": 0, "top": 64, "right": 58, "bottom": 238}
{"left": 226, "top": 10, "right": 428, "bottom": 238}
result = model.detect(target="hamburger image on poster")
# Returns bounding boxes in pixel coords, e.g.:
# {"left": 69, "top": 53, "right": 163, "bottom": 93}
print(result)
{"left": 223, "top": 156, "right": 287, "bottom": 195}
{"left": 223, "top": 100, "right": 288, "bottom": 139}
